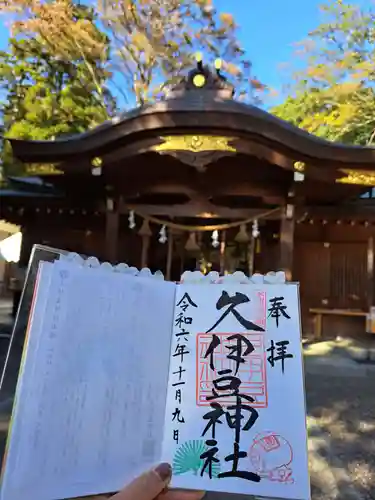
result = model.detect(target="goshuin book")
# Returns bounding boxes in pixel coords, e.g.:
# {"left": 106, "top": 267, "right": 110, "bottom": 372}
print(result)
{"left": 0, "top": 253, "right": 310, "bottom": 500}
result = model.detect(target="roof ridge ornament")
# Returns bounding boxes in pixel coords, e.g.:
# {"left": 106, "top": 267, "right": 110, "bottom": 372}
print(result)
{"left": 167, "top": 53, "right": 235, "bottom": 100}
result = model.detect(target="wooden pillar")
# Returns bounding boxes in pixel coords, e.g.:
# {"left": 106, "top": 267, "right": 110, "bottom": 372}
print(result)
{"left": 141, "top": 236, "right": 150, "bottom": 269}
{"left": 247, "top": 236, "right": 255, "bottom": 277}
{"left": 220, "top": 230, "right": 226, "bottom": 275}
{"left": 166, "top": 232, "right": 174, "bottom": 281}
{"left": 367, "top": 235, "right": 374, "bottom": 309}
{"left": 105, "top": 197, "right": 119, "bottom": 263}
{"left": 19, "top": 226, "right": 33, "bottom": 267}
{"left": 279, "top": 203, "right": 295, "bottom": 280}
{"left": 138, "top": 219, "right": 152, "bottom": 269}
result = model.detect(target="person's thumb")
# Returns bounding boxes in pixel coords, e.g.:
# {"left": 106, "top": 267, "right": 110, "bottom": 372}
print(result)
{"left": 111, "top": 463, "right": 172, "bottom": 500}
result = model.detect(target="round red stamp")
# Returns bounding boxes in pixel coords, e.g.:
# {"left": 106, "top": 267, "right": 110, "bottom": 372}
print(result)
{"left": 249, "top": 431, "right": 294, "bottom": 483}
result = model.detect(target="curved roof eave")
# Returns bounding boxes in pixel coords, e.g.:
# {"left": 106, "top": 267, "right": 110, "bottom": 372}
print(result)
{"left": 8, "top": 96, "right": 375, "bottom": 166}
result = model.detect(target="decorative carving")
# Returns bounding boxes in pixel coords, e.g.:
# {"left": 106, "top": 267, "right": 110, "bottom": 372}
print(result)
{"left": 336, "top": 169, "right": 375, "bottom": 186}
{"left": 169, "top": 62, "right": 235, "bottom": 97}
{"left": 160, "top": 150, "right": 235, "bottom": 172}
{"left": 154, "top": 135, "right": 237, "bottom": 154}
{"left": 153, "top": 135, "right": 236, "bottom": 171}
{"left": 26, "top": 164, "right": 63, "bottom": 175}
{"left": 193, "top": 74, "right": 206, "bottom": 88}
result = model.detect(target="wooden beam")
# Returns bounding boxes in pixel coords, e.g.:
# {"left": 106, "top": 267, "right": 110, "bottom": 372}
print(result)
{"left": 105, "top": 198, "right": 119, "bottom": 263}
{"left": 122, "top": 202, "right": 281, "bottom": 220}
{"left": 367, "top": 236, "right": 374, "bottom": 309}
{"left": 279, "top": 204, "right": 295, "bottom": 279}
{"left": 142, "top": 182, "right": 285, "bottom": 199}
{"left": 263, "top": 196, "right": 285, "bottom": 205}
{"left": 301, "top": 204, "right": 375, "bottom": 220}
{"left": 234, "top": 139, "right": 294, "bottom": 170}
{"left": 113, "top": 177, "right": 285, "bottom": 200}
{"left": 98, "top": 136, "right": 295, "bottom": 173}
{"left": 233, "top": 139, "right": 375, "bottom": 182}
{"left": 166, "top": 232, "right": 174, "bottom": 281}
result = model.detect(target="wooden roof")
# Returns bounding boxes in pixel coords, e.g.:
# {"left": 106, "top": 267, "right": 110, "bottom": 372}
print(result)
{"left": 10, "top": 90, "right": 375, "bottom": 169}
{"left": 9, "top": 59, "right": 375, "bottom": 170}
{"left": 6, "top": 62, "right": 375, "bottom": 218}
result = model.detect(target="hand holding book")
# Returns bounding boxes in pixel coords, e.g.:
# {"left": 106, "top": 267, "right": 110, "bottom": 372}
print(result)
{"left": 0, "top": 248, "right": 310, "bottom": 500}
{"left": 109, "top": 463, "right": 204, "bottom": 500}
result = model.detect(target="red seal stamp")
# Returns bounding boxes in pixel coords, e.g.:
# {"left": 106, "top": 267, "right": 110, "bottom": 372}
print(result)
{"left": 196, "top": 291, "right": 267, "bottom": 407}
{"left": 250, "top": 432, "right": 294, "bottom": 483}
{"left": 196, "top": 332, "right": 268, "bottom": 407}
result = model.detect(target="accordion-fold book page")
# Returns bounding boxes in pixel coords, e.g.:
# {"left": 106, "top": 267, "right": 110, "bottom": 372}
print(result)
{"left": 0, "top": 252, "right": 310, "bottom": 500}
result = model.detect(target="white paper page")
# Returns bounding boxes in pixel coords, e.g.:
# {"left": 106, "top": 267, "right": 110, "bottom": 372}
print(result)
{"left": 1, "top": 262, "right": 54, "bottom": 499}
{"left": 1, "top": 262, "right": 176, "bottom": 500}
{"left": 161, "top": 283, "right": 310, "bottom": 500}
{"left": 1, "top": 262, "right": 53, "bottom": 485}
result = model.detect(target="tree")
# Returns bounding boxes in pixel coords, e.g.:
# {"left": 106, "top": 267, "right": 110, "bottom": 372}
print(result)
{"left": 98, "top": 0, "right": 265, "bottom": 104}
{"left": 0, "top": 2, "right": 116, "bottom": 175}
{"left": 1, "top": 0, "right": 265, "bottom": 106}
{"left": 0, "top": 0, "right": 265, "bottom": 175}
{"left": 272, "top": 0, "right": 375, "bottom": 145}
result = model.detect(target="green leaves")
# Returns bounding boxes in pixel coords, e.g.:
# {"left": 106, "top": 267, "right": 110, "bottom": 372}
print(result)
{"left": 0, "top": 1, "right": 116, "bottom": 176}
{"left": 0, "top": 0, "right": 266, "bottom": 176}
{"left": 273, "top": 0, "right": 375, "bottom": 146}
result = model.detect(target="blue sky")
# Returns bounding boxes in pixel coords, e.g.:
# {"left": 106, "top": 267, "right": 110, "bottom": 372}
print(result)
{"left": 0, "top": 0, "right": 370, "bottom": 107}
{"left": 215, "top": 0, "right": 370, "bottom": 105}
{"left": 0, "top": 0, "right": 329, "bottom": 108}
{"left": 215, "top": 0, "right": 323, "bottom": 102}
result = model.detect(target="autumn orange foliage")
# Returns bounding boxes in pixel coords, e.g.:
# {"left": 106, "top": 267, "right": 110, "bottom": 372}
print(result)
{"left": 0, "top": 0, "right": 266, "bottom": 105}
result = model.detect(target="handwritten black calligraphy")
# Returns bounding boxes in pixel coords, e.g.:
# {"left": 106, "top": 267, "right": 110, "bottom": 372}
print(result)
{"left": 171, "top": 293, "right": 197, "bottom": 444}
{"left": 267, "top": 340, "right": 293, "bottom": 374}
{"left": 207, "top": 291, "right": 265, "bottom": 333}
{"left": 200, "top": 332, "right": 261, "bottom": 482}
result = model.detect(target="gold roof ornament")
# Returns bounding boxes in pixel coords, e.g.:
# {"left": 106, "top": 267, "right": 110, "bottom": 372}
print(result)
{"left": 91, "top": 156, "right": 103, "bottom": 176}
{"left": 294, "top": 161, "right": 305, "bottom": 172}
{"left": 214, "top": 58, "right": 222, "bottom": 70}
{"left": 154, "top": 135, "right": 236, "bottom": 154}
{"left": 336, "top": 169, "right": 375, "bottom": 186}
{"left": 193, "top": 74, "right": 206, "bottom": 87}
{"left": 91, "top": 157, "right": 102, "bottom": 167}
{"left": 25, "top": 164, "right": 63, "bottom": 175}
{"left": 195, "top": 52, "right": 203, "bottom": 63}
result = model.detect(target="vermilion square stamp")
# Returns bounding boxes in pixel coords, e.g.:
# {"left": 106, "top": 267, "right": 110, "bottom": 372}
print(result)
{"left": 196, "top": 290, "right": 268, "bottom": 408}
{"left": 196, "top": 333, "right": 268, "bottom": 408}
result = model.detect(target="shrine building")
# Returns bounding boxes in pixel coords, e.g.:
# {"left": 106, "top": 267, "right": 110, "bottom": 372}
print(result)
{"left": 2, "top": 58, "right": 375, "bottom": 339}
